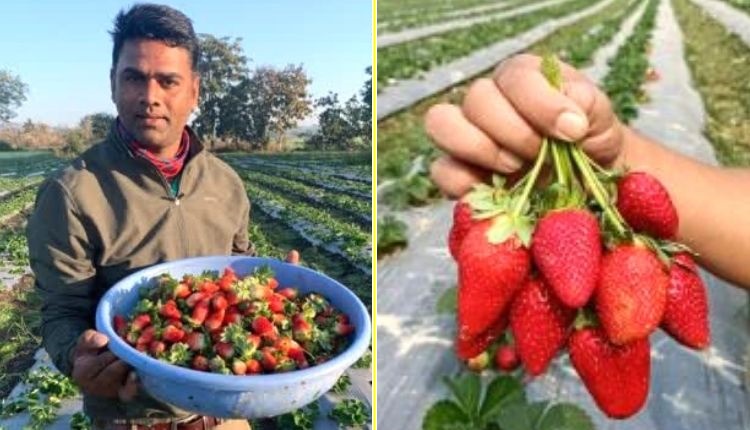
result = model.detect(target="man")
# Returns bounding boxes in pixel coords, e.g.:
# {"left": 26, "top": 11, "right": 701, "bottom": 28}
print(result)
{"left": 426, "top": 53, "right": 750, "bottom": 290}
{"left": 27, "top": 4, "right": 295, "bottom": 429}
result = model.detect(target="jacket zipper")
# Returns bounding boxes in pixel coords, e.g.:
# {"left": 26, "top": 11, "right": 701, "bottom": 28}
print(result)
{"left": 136, "top": 157, "right": 190, "bottom": 256}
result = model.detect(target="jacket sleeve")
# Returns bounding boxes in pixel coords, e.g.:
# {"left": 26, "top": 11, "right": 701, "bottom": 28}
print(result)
{"left": 231, "top": 190, "right": 255, "bottom": 257}
{"left": 27, "top": 179, "right": 99, "bottom": 377}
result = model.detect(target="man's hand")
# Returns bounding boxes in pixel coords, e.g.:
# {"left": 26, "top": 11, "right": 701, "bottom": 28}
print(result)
{"left": 286, "top": 250, "right": 300, "bottom": 265}
{"left": 426, "top": 54, "right": 625, "bottom": 198}
{"left": 70, "top": 329, "right": 138, "bottom": 401}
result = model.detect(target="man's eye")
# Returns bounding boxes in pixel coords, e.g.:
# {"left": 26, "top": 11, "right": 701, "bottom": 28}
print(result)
{"left": 124, "top": 75, "right": 142, "bottom": 82}
{"left": 162, "top": 80, "right": 178, "bottom": 88}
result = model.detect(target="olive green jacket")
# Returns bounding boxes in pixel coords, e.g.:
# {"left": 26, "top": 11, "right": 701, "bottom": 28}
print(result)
{"left": 26, "top": 124, "right": 253, "bottom": 419}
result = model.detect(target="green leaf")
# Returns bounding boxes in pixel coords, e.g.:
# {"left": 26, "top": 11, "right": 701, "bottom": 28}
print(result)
{"left": 444, "top": 374, "right": 482, "bottom": 418}
{"left": 377, "top": 215, "right": 409, "bottom": 257}
{"left": 436, "top": 286, "right": 458, "bottom": 314}
{"left": 478, "top": 375, "right": 525, "bottom": 421}
{"left": 537, "top": 403, "right": 594, "bottom": 430}
{"left": 496, "top": 401, "right": 548, "bottom": 430}
{"left": 486, "top": 216, "right": 514, "bottom": 244}
{"left": 423, "top": 400, "right": 470, "bottom": 430}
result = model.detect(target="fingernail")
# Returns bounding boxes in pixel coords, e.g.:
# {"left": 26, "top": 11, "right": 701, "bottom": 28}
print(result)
{"left": 554, "top": 111, "right": 588, "bottom": 141}
{"left": 128, "top": 372, "right": 138, "bottom": 383}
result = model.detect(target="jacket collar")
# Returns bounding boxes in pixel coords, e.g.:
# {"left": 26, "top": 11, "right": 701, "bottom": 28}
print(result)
{"left": 107, "top": 120, "right": 205, "bottom": 163}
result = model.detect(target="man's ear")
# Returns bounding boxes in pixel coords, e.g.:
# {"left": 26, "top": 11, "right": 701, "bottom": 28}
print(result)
{"left": 191, "top": 73, "right": 200, "bottom": 110}
{"left": 110, "top": 68, "right": 116, "bottom": 103}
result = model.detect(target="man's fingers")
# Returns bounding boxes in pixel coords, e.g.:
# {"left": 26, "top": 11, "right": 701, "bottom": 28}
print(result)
{"left": 429, "top": 155, "right": 491, "bottom": 198}
{"left": 425, "top": 103, "right": 524, "bottom": 174}
{"left": 462, "top": 78, "right": 542, "bottom": 161}
{"left": 74, "top": 330, "right": 109, "bottom": 358}
{"left": 495, "top": 60, "right": 590, "bottom": 142}
{"left": 73, "top": 351, "right": 118, "bottom": 382}
{"left": 118, "top": 371, "right": 139, "bottom": 402}
{"left": 95, "top": 358, "right": 131, "bottom": 387}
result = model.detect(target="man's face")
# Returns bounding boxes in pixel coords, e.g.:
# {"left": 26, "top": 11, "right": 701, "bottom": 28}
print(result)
{"left": 111, "top": 39, "right": 199, "bottom": 150}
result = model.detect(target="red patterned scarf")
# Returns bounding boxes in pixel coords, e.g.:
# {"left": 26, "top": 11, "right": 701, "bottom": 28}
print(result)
{"left": 117, "top": 119, "right": 190, "bottom": 181}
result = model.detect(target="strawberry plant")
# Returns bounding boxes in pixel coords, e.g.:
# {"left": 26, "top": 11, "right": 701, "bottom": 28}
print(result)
{"left": 377, "top": 215, "right": 408, "bottom": 257}
{"left": 330, "top": 373, "right": 352, "bottom": 394}
{"left": 377, "top": 0, "right": 599, "bottom": 87}
{"left": 272, "top": 401, "right": 320, "bottom": 430}
{"left": 422, "top": 373, "right": 593, "bottom": 430}
{"left": 0, "top": 367, "right": 79, "bottom": 430}
{"left": 602, "top": 0, "right": 659, "bottom": 123}
{"left": 329, "top": 398, "right": 369, "bottom": 428}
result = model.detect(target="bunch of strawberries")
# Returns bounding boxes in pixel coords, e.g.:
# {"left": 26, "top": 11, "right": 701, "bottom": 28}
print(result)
{"left": 447, "top": 56, "right": 709, "bottom": 419}
{"left": 113, "top": 266, "right": 355, "bottom": 376}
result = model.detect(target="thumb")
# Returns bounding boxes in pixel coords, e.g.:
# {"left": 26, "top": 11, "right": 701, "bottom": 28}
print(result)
{"left": 286, "top": 250, "right": 300, "bottom": 265}
{"left": 75, "top": 330, "right": 109, "bottom": 357}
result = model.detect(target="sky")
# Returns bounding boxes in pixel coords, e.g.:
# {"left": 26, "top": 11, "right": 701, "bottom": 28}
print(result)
{"left": 0, "top": 1, "right": 373, "bottom": 127}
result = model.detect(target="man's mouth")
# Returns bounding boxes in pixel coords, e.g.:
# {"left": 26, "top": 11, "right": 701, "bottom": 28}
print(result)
{"left": 135, "top": 115, "right": 167, "bottom": 126}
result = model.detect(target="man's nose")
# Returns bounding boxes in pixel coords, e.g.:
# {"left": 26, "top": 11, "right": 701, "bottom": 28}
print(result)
{"left": 139, "top": 78, "right": 162, "bottom": 106}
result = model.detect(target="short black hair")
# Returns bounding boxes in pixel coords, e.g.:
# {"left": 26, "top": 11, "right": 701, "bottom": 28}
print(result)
{"left": 110, "top": 3, "right": 200, "bottom": 71}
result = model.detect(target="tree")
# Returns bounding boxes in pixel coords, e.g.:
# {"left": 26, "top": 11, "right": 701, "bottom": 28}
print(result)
{"left": 80, "top": 112, "right": 116, "bottom": 140}
{"left": 193, "top": 34, "right": 249, "bottom": 139}
{"left": 0, "top": 70, "right": 28, "bottom": 122}
{"left": 310, "top": 93, "right": 353, "bottom": 150}
{"left": 245, "top": 64, "right": 312, "bottom": 149}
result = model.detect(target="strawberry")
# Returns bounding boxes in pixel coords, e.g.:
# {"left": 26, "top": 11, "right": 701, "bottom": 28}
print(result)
{"left": 261, "top": 348, "right": 277, "bottom": 371}
{"left": 531, "top": 209, "right": 601, "bottom": 308}
{"left": 131, "top": 314, "right": 151, "bottom": 331}
{"left": 149, "top": 340, "right": 166, "bottom": 356}
{"left": 596, "top": 245, "right": 668, "bottom": 344}
{"left": 292, "top": 314, "right": 312, "bottom": 341}
{"left": 114, "top": 315, "right": 128, "bottom": 337}
{"left": 223, "top": 308, "right": 243, "bottom": 326}
{"left": 136, "top": 343, "right": 148, "bottom": 352}
{"left": 569, "top": 328, "right": 650, "bottom": 419}
{"left": 494, "top": 344, "right": 520, "bottom": 371}
{"left": 204, "top": 309, "right": 226, "bottom": 331}
{"left": 191, "top": 299, "right": 210, "bottom": 325}
{"left": 186, "top": 292, "right": 207, "bottom": 307}
{"left": 277, "top": 288, "right": 298, "bottom": 300}
{"left": 448, "top": 199, "right": 474, "bottom": 260}
{"left": 456, "top": 315, "right": 507, "bottom": 360}
{"left": 185, "top": 331, "right": 206, "bottom": 352}
{"left": 159, "top": 299, "right": 181, "bottom": 320}
{"left": 192, "top": 355, "right": 209, "bottom": 371}
{"left": 509, "top": 278, "right": 575, "bottom": 375}
{"left": 231, "top": 359, "right": 247, "bottom": 375}
{"left": 466, "top": 351, "right": 490, "bottom": 372}
{"left": 173, "top": 283, "right": 191, "bottom": 299}
{"left": 163, "top": 325, "right": 185, "bottom": 343}
{"left": 225, "top": 290, "right": 239, "bottom": 306}
{"left": 269, "top": 294, "right": 285, "bottom": 313}
{"left": 200, "top": 281, "right": 220, "bottom": 295}
{"left": 661, "top": 253, "right": 709, "bottom": 349}
{"left": 215, "top": 341, "right": 234, "bottom": 359}
{"left": 245, "top": 359, "right": 262, "bottom": 374}
{"left": 252, "top": 316, "right": 275, "bottom": 336}
{"left": 267, "top": 278, "right": 279, "bottom": 290}
{"left": 211, "top": 294, "right": 229, "bottom": 312}
{"left": 616, "top": 172, "right": 678, "bottom": 239}
{"left": 218, "top": 268, "right": 237, "bottom": 291}
{"left": 335, "top": 320, "right": 355, "bottom": 336}
{"left": 456, "top": 221, "right": 530, "bottom": 341}
{"left": 247, "top": 334, "right": 261, "bottom": 349}
{"left": 136, "top": 326, "right": 156, "bottom": 346}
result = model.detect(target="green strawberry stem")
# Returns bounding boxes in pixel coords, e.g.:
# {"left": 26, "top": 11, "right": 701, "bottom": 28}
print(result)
{"left": 570, "top": 147, "right": 627, "bottom": 237}
{"left": 512, "top": 138, "right": 550, "bottom": 217}
{"left": 551, "top": 141, "right": 567, "bottom": 186}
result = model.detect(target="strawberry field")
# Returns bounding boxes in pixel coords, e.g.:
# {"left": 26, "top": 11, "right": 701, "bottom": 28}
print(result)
{"left": 0, "top": 150, "right": 372, "bottom": 429}
{"left": 377, "top": 0, "right": 750, "bottom": 428}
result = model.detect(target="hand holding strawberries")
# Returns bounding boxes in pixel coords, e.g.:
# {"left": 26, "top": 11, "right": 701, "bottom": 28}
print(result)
{"left": 426, "top": 53, "right": 626, "bottom": 199}
{"left": 69, "top": 330, "right": 139, "bottom": 402}
{"left": 440, "top": 55, "right": 710, "bottom": 419}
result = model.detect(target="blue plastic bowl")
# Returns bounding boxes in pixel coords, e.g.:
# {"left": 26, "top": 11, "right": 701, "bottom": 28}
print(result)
{"left": 95, "top": 256, "right": 371, "bottom": 419}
